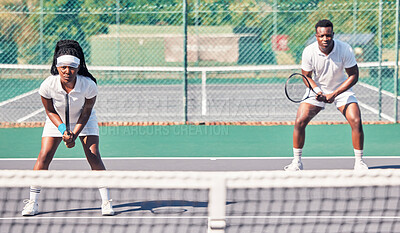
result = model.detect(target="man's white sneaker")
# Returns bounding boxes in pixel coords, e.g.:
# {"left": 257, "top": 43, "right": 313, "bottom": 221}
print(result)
{"left": 101, "top": 200, "right": 115, "bottom": 216}
{"left": 22, "top": 200, "right": 38, "bottom": 216}
{"left": 354, "top": 159, "right": 369, "bottom": 170}
{"left": 284, "top": 160, "right": 303, "bottom": 171}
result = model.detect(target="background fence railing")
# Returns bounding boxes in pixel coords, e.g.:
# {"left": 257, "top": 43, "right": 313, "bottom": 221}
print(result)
{"left": 0, "top": 0, "right": 399, "bottom": 124}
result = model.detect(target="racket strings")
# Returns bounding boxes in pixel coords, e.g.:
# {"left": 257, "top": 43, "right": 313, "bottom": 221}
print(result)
{"left": 285, "top": 74, "right": 310, "bottom": 103}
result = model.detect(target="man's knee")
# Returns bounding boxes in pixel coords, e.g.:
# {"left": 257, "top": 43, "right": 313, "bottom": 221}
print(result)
{"left": 347, "top": 115, "right": 363, "bottom": 131}
{"left": 295, "top": 117, "right": 309, "bottom": 130}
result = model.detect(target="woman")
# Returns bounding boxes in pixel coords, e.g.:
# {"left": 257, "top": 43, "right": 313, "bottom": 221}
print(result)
{"left": 22, "top": 40, "right": 114, "bottom": 216}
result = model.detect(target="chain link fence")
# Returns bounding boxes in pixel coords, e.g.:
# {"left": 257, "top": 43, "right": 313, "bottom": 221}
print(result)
{"left": 0, "top": 0, "right": 399, "bottom": 125}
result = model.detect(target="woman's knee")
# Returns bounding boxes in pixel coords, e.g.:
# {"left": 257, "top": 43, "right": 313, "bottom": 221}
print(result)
{"left": 35, "top": 152, "right": 54, "bottom": 169}
{"left": 36, "top": 137, "right": 60, "bottom": 168}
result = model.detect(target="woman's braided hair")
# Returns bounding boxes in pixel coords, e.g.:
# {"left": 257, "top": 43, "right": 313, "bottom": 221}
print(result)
{"left": 50, "top": 40, "right": 96, "bottom": 84}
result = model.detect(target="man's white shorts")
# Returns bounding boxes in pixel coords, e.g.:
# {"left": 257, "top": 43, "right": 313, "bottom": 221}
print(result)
{"left": 302, "top": 90, "right": 358, "bottom": 108}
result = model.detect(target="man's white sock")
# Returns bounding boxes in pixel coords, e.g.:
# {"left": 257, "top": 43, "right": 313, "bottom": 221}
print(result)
{"left": 99, "top": 187, "right": 111, "bottom": 203}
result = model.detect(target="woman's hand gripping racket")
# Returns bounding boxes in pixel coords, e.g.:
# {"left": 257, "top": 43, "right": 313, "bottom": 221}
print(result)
{"left": 284, "top": 73, "right": 325, "bottom": 103}
{"left": 64, "top": 93, "right": 75, "bottom": 148}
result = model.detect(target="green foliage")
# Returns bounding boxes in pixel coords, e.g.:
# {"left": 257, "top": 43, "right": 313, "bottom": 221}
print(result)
{"left": 0, "top": 0, "right": 398, "bottom": 65}
{"left": 0, "top": 0, "right": 110, "bottom": 64}
{"left": 38, "top": 0, "right": 109, "bottom": 63}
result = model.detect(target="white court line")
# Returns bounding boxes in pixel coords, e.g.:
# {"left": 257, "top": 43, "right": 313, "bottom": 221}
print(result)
{"left": 0, "top": 88, "right": 39, "bottom": 107}
{"left": 2, "top": 215, "right": 400, "bottom": 221}
{"left": 0, "top": 156, "right": 399, "bottom": 161}
{"left": 359, "top": 82, "right": 400, "bottom": 100}
{"left": 357, "top": 81, "right": 398, "bottom": 122}
{"left": 0, "top": 85, "right": 43, "bottom": 123}
{"left": 227, "top": 216, "right": 400, "bottom": 219}
{"left": 16, "top": 108, "right": 45, "bottom": 123}
{"left": 358, "top": 101, "right": 395, "bottom": 122}
{"left": 0, "top": 216, "right": 208, "bottom": 220}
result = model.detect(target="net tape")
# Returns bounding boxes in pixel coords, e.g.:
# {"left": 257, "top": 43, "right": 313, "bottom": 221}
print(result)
{"left": 1, "top": 169, "right": 400, "bottom": 188}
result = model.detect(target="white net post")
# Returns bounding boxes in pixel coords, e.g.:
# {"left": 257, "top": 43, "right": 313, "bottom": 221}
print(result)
{"left": 208, "top": 176, "right": 227, "bottom": 233}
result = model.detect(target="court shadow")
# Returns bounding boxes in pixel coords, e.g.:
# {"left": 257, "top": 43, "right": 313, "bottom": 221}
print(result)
{"left": 114, "top": 200, "right": 236, "bottom": 215}
{"left": 114, "top": 200, "right": 208, "bottom": 214}
{"left": 38, "top": 207, "right": 99, "bottom": 215}
{"left": 34, "top": 200, "right": 236, "bottom": 216}
{"left": 369, "top": 165, "right": 400, "bottom": 169}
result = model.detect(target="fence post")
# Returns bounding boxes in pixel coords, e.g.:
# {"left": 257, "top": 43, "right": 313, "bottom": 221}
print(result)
{"left": 202, "top": 70, "right": 207, "bottom": 115}
{"left": 116, "top": 0, "right": 121, "bottom": 67}
{"left": 378, "top": 0, "right": 383, "bottom": 121}
{"left": 183, "top": 0, "right": 188, "bottom": 123}
{"left": 273, "top": 0, "right": 278, "bottom": 36}
{"left": 40, "top": 0, "right": 44, "bottom": 64}
{"left": 395, "top": 0, "right": 399, "bottom": 123}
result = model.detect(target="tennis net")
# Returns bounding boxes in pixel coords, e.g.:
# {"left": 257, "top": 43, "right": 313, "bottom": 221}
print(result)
{"left": 1, "top": 169, "right": 400, "bottom": 233}
{"left": 0, "top": 62, "right": 398, "bottom": 125}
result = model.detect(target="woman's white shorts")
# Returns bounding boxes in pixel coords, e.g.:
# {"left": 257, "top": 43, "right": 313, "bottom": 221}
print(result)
{"left": 42, "top": 115, "right": 99, "bottom": 137}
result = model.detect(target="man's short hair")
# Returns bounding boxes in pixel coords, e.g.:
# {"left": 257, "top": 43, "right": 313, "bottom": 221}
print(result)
{"left": 315, "top": 19, "right": 333, "bottom": 32}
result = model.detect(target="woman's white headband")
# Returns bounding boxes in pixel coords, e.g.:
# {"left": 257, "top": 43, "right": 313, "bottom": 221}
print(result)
{"left": 56, "top": 55, "right": 80, "bottom": 68}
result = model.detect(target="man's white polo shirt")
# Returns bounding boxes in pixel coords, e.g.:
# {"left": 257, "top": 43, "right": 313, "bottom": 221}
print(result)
{"left": 301, "top": 39, "right": 357, "bottom": 94}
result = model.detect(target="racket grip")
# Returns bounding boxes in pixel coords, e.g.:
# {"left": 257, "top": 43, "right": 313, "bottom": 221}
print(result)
{"left": 65, "top": 141, "right": 75, "bottom": 148}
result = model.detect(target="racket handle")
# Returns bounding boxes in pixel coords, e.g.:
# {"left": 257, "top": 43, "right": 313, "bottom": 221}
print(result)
{"left": 65, "top": 141, "right": 75, "bottom": 148}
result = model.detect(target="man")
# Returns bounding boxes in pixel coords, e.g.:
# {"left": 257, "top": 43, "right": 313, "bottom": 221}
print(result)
{"left": 284, "top": 19, "right": 368, "bottom": 171}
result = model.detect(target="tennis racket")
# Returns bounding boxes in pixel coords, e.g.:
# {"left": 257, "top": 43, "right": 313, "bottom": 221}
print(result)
{"left": 65, "top": 93, "right": 75, "bottom": 148}
{"left": 284, "top": 73, "right": 321, "bottom": 103}
{"left": 65, "top": 93, "right": 70, "bottom": 132}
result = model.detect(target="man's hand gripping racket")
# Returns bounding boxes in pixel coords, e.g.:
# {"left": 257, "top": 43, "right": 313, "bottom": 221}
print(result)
{"left": 285, "top": 73, "right": 326, "bottom": 103}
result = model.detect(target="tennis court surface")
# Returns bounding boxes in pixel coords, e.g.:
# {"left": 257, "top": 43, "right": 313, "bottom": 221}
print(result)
{"left": 1, "top": 122, "right": 400, "bottom": 232}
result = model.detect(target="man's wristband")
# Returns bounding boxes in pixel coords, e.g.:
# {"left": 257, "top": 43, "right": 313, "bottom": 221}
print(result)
{"left": 313, "top": 87, "right": 322, "bottom": 94}
{"left": 58, "top": 123, "right": 66, "bottom": 135}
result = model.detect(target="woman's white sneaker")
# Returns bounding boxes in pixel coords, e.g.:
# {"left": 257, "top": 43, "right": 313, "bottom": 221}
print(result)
{"left": 22, "top": 200, "right": 38, "bottom": 216}
{"left": 101, "top": 200, "right": 115, "bottom": 216}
